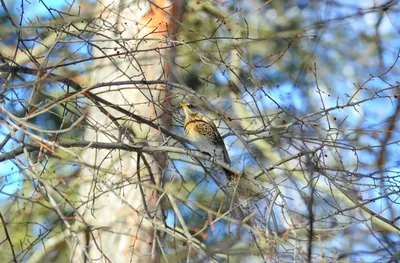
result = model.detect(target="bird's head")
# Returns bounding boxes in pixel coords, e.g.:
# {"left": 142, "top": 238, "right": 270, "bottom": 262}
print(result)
{"left": 180, "top": 103, "right": 203, "bottom": 121}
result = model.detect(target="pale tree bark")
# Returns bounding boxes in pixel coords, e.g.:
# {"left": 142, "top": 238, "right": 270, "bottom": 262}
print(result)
{"left": 72, "top": 1, "right": 176, "bottom": 262}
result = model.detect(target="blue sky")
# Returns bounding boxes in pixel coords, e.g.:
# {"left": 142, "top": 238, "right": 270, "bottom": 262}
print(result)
{"left": 1, "top": 0, "right": 400, "bottom": 261}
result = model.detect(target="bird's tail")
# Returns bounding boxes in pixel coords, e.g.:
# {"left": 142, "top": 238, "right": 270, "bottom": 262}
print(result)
{"left": 222, "top": 147, "right": 234, "bottom": 181}
{"left": 223, "top": 167, "right": 235, "bottom": 181}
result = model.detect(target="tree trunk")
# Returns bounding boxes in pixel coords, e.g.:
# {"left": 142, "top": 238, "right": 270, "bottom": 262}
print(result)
{"left": 72, "top": 1, "right": 175, "bottom": 262}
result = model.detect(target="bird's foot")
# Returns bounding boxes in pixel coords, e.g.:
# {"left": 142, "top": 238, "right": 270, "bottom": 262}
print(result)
{"left": 184, "top": 148, "right": 193, "bottom": 157}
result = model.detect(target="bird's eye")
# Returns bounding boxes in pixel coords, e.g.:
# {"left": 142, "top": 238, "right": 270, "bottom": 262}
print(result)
{"left": 188, "top": 104, "right": 194, "bottom": 109}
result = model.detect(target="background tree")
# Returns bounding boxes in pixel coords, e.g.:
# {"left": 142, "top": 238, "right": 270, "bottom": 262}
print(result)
{"left": 0, "top": 0, "right": 400, "bottom": 262}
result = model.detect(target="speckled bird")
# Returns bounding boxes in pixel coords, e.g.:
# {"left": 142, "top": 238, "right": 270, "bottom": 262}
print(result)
{"left": 180, "top": 103, "right": 233, "bottom": 180}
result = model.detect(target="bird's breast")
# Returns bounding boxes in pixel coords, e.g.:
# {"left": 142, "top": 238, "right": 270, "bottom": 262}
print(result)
{"left": 184, "top": 121, "right": 223, "bottom": 158}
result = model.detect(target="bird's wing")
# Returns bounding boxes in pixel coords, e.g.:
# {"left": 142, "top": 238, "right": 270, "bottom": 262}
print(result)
{"left": 207, "top": 119, "right": 230, "bottom": 161}
{"left": 209, "top": 119, "right": 234, "bottom": 180}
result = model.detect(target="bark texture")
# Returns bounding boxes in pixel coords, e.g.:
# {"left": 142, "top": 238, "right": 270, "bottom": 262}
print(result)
{"left": 73, "top": 1, "right": 173, "bottom": 262}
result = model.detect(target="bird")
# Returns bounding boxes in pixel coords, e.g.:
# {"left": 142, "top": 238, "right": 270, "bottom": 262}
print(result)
{"left": 180, "top": 103, "right": 234, "bottom": 181}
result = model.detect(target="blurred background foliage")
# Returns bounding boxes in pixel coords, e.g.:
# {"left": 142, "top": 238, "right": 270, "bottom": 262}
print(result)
{"left": 1, "top": 0, "right": 400, "bottom": 262}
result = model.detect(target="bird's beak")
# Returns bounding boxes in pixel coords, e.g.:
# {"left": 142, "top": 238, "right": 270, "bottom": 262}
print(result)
{"left": 180, "top": 103, "right": 191, "bottom": 117}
